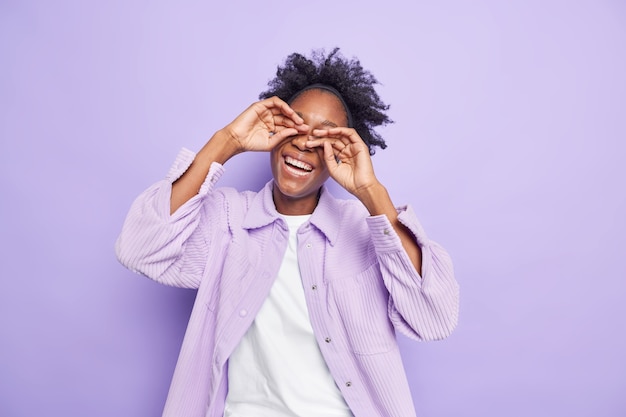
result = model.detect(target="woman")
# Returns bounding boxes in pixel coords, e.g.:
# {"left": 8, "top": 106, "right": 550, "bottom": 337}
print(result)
{"left": 116, "top": 48, "right": 459, "bottom": 417}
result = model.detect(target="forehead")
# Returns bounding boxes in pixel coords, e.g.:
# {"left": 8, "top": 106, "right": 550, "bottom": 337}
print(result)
{"left": 289, "top": 89, "right": 348, "bottom": 126}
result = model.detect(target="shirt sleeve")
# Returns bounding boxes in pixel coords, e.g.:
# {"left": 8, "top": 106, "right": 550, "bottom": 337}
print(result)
{"left": 366, "top": 205, "right": 460, "bottom": 341}
{"left": 114, "top": 148, "right": 226, "bottom": 289}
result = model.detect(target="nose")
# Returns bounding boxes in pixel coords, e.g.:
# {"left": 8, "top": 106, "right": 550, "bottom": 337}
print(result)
{"left": 290, "top": 133, "right": 310, "bottom": 151}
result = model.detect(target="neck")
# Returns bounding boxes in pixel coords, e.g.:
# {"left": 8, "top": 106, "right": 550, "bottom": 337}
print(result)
{"left": 272, "top": 187, "right": 321, "bottom": 215}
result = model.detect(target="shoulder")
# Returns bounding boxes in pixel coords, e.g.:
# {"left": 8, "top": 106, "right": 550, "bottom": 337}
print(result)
{"left": 321, "top": 191, "right": 369, "bottom": 219}
{"left": 208, "top": 181, "right": 276, "bottom": 233}
{"left": 210, "top": 186, "right": 260, "bottom": 215}
{"left": 314, "top": 191, "right": 371, "bottom": 242}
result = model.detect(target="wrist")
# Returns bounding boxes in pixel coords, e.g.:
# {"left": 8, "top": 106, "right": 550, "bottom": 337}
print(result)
{"left": 200, "top": 129, "right": 241, "bottom": 165}
{"left": 356, "top": 182, "right": 391, "bottom": 215}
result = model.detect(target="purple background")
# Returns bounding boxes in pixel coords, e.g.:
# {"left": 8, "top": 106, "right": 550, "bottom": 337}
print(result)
{"left": 1, "top": 1, "right": 625, "bottom": 416}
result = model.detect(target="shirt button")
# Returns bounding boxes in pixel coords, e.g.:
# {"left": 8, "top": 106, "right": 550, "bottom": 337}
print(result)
{"left": 345, "top": 381, "right": 352, "bottom": 387}
{"left": 311, "top": 285, "right": 317, "bottom": 290}
{"left": 239, "top": 309, "right": 248, "bottom": 317}
{"left": 306, "top": 243, "right": 312, "bottom": 248}
{"left": 325, "top": 337, "right": 331, "bottom": 343}
{"left": 383, "top": 228, "right": 390, "bottom": 235}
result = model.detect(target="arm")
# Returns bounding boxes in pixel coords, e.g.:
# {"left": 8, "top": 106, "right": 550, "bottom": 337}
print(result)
{"left": 367, "top": 208, "right": 459, "bottom": 340}
{"left": 355, "top": 183, "right": 423, "bottom": 274}
{"left": 307, "top": 128, "right": 458, "bottom": 339}
{"left": 116, "top": 97, "right": 308, "bottom": 286}
{"left": 114, "top": 150, "right": 226, "bottom": 288}
{"left": 306, "top": 127, "right": 422, "bottom": 273}
{"left": 170, "top": 97, "right": 307, "bottom": 213}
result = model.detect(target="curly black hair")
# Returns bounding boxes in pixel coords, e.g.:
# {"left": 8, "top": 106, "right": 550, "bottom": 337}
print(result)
{"left": 259, "top": 47, "right": 392, "bottom": 154}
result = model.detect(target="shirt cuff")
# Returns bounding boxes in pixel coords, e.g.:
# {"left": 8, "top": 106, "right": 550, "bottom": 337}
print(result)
{"left": 165, "top": 147, "right": 226, "bottom": 195}
{"left": 396, "top": 204, "right": 429, "bottom": 248}
{"left": 366, "top": 205, "right": 429, "bottom": 253}
{"left": 366, "top": 215, "right": 403, "bottom": 253}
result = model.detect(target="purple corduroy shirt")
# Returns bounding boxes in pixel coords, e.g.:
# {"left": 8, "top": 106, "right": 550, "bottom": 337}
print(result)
{"left": 115, "top": 148, "right": 460, "bottom": 417}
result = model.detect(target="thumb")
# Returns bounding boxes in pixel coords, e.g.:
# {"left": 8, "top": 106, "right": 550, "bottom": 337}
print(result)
{"left": 322, "top": 141, "right": 339, "bottom": 170}
{"left": 271, "top": 127, "right": 299, "bottom": 143}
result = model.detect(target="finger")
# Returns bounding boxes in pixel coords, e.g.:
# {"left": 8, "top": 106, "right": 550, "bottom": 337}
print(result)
{"left": 303, "top": 138, "right": 344, "bottom": 166}
{"left": 312, "top": 127, "right": 361, "bottom": 144}
{"left": 264, "top": 96, "right": 304, "bottom": 125}
{"left": 305, "top": 136, "right": 330, "bottom": 150}
{"left": 269, "top": 127, "right": 299, "bottom": 146}
{"left": 322, "top": 140, "right": 340, "bottom": 170}
{"left": 305, "top": 135, "right": 322, "bottom": 145}
{"left": 270, "top": 122, "right": 309, "bottom": 139}
{"left": 271, "top": 114, "right": 299, "bottom": 129}
{"left": 264, "top": 113, "right": 308, "bottom": 140}
{"left": 283, "top": 119, "right": 310, "bottom": 133}
{"left": 306, "top": 137, "right": 348, "bottom": 153}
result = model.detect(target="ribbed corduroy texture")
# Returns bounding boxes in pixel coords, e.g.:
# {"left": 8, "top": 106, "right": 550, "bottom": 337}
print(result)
{"left": 115, "top": 148, "right": 460, "bottom": 417}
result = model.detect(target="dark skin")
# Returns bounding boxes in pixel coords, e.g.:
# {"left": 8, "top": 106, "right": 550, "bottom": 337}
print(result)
{"left": 171, "top": 91, "right": 422, "bottom": 274}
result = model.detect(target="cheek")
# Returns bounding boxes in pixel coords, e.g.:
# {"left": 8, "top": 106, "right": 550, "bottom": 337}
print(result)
{"left": 270, "top": 147, "right": 281, "bottom": 164}
{"left": 314, "top": 147, "right": 326, "bottom": 164}
{"left": 315, "top": 150, "right": 331, "bottom": 175}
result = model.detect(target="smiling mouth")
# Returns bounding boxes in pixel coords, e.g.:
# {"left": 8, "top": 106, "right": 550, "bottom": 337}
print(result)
{"left": 284, "top": 156, "right": 313, "bottom": 176}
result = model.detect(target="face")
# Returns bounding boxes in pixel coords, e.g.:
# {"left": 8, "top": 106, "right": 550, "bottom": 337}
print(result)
{"left": 270, "top": 89, "right": 348, "bottom": 215}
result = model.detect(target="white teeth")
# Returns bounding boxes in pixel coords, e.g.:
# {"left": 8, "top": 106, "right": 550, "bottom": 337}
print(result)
{"left": 285, "top": 156, "right": 312, "bottom": 172}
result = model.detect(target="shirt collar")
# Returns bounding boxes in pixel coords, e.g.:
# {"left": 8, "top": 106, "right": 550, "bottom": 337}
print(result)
{"left": 241, "top": 180, "right": 341, "bottom": 246}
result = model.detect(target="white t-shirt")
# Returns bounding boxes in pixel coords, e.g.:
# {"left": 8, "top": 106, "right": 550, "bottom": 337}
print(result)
{"left": 224, "top": 214, "right": 353, "bottom": 417}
